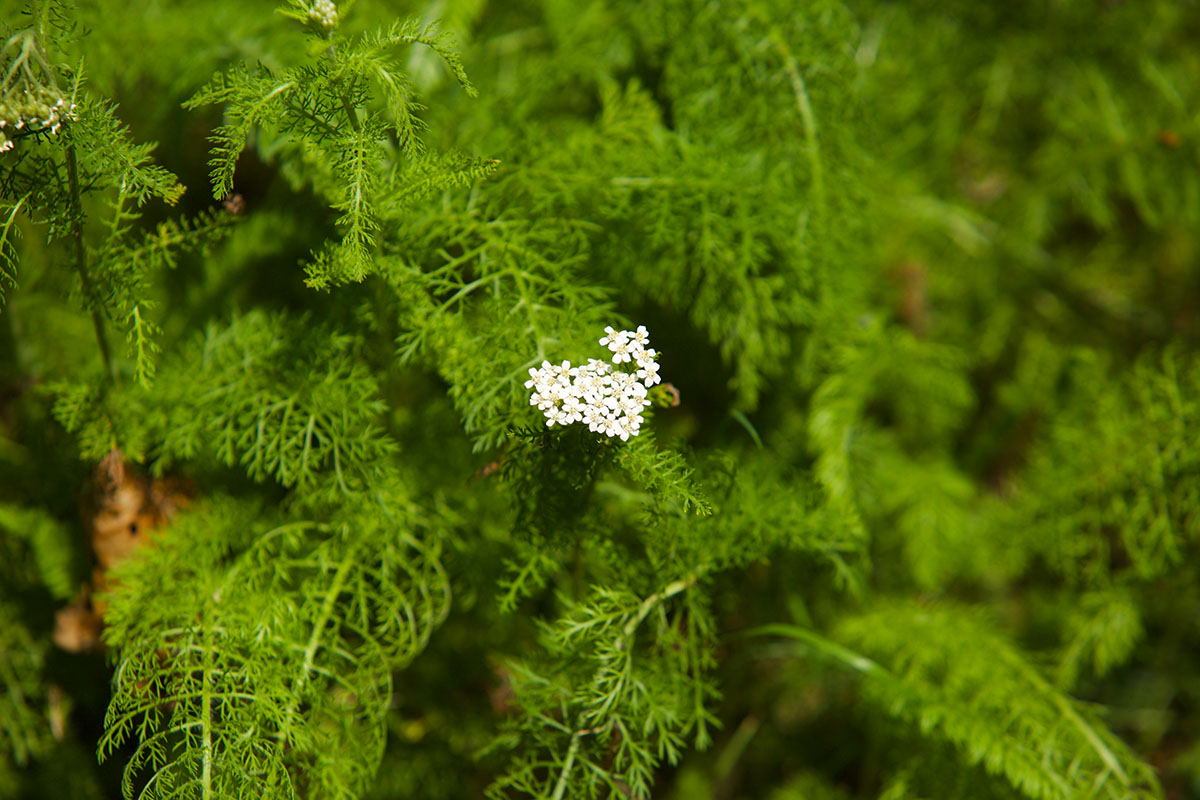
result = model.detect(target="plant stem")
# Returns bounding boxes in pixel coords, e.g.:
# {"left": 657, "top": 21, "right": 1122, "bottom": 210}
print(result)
{"left": 65, "top": 143, "right": 115, "bottom": 381}
{"left": 200, "top": 608, "right": 214, "bottom": 800}
{"left": 771, "top": 31, "right": 826, "bottom": 300}
{"left": 623, "top": 574, "right": 700, "bottom": 638}
{"left": 294, "top": 544, "right": 358, "bottom": 699}
{"left": 339, "top": 95, "right": 361, "bottom": 133}
{"left": 550, "top": 733, "right": 580, "bottom": 800}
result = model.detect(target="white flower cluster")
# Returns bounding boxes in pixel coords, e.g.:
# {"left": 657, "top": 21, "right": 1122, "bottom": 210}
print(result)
{"left": 0, "top": 87, "right": 76, "bottom": 153}
{"left": 525, "top": 325, "right": 662, "bottom": 441}
{"left": 307, "top": 0, "right": 338, "bottom": 30}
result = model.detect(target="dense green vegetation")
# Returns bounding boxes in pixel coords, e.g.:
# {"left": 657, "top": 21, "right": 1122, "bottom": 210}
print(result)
{"left": 2, "top": 1, "right": 1198, "bottom": 798}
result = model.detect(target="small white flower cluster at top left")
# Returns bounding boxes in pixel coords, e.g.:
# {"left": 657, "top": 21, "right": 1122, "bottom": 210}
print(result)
{"left": 526, "top": 325, "right": 662, "bottom": 441}
{"left": 308, "top": 0, "right": 338, "bottom": 29}
{"left": 0, "top": 88, "right": 76, "bottom": 153}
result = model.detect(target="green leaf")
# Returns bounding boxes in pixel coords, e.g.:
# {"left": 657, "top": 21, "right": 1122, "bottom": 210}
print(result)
{"left": 754, "top": 603, "right": 1162, "bottom": 800}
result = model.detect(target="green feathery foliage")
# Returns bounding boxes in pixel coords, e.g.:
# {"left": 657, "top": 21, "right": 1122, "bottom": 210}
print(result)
{"left": 0, "top": 606, "right": 52, "bottom": 786}
{"left": 0, "top": 502, "right": 78, "bottom": 599}
{"left": 183, "top": 13, "right": 488, "bottom": 289}
{"left": 98, "top": 495, "right": 449, "bottom": 800}
{"left": 756, "top": 603, "right": 1160, "bottom": 800}
{"left": 1, "top": 0, "right": 1198, "bottom": 798}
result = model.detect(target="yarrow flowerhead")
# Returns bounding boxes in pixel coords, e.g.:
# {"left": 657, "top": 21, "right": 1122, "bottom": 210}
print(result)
{"left": 0, "top": 32, "right": 78, "bottom": 154}
{"left": 525, "top": 325, "right": 663, "bottom": 441}
{"left": 307, "top": 0, "right": 339, "bottom": 30}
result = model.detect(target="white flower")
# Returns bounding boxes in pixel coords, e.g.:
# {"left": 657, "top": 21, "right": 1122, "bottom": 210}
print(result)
{"left": 610, "top": 339, "right": 633, "bottom": 364}
{"left": 636, "top": 360, "right": 661, "bottom": 386}
{"left": 525, "top": 324, "right": 664, "bottom": 440}
{"left": 598, "top": 326, "right": 626, "bottom": 348}
{"left": 603, "top": 416, "right": 629, "bottom": 441}
{"left": 582, "top": 403, "right": 606, "bottom": 432}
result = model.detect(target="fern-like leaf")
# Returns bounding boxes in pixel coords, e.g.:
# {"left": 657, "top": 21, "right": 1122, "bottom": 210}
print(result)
{"left": 100, "top": 497, "right": 450, "bottom": 800}
{"left": 152, "top": 311, "right": 397, "bottom": 504}
{"left": 0, "top": 196, "right": 25, "bottom": 308}
{"left": 66, "top": 94, "right": 184, "bottom": 206}
{"left": 756, "top": 603, "right": 1161, "bottom": 800}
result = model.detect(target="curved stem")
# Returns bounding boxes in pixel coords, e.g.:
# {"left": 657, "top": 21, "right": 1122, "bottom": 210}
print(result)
{"left": 65, "top": 143, "right": 115, "bottom": 382}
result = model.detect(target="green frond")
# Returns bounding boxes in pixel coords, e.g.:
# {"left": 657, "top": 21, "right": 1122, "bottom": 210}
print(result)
{"left": 123, "top": 304, "right": 160, "bottom": 387}
{"left": 761, "top": 602, "right": 1161, "bottom": 800}
{"left": 66, "top": 94, "right": 183, "bottom": 205}
{"left": 334, "top": 48, "right": 425, "bottom": 152}
{"left": 358, "top": 18, "right": 476, "bottom": 98}
{"left": 1057, "top": 589, "right": 1144, "bottom": 690}
{"left": 91, "top": 206, "right": 235, "bottom": 382}
{"left": 151, "top": 311, "right": 397, "bottom": 504}
{"left": 492, "top": 575, "right": 717, "bottom": 799}
{"left": 46, "top": 379, "right": 140, "bottom": 460}
{"left": 45, "top": 379, "right": 98, "bottom": 438}
{"left": 662, "top": 456, "right": 866, "bottom": 581}
{"left": 1009, "top": 350, "right": 1200, "bottom": 582}
{"left": 0, "top": 196, "right": 25, "bottom": 308}
{"left": 182, "top": 68, "right": 244, "bottom": 109}
{"left": 0, "top": 608, "right": 51, "bottom": 772}
{"left": 496, "top": 543, "right": 560, "bottom": 613}
{"left": 616, "top": 431, "right": 711, "bottom": 516}
{"left": 186, "top": 64, "right": 298, "bottom": 199}
{"left": 379, "top": 149, "right": 500, "bottom": 210}
{"left": 100, "top": 496, "right": 449, "bottom": 800}
{"left": 186, "top": 13, "right": 480, "bottom": 285}
{"left": 309, "top": 117, "right": 385, "bottom": 287}
{"left": 386, "top": 207, "right": 617, "bottom": 451}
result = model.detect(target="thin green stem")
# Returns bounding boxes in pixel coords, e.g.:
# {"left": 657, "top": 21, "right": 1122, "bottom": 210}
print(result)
{"left": 742, "top": 623, "right": 882, "bottom": 674}
{"left": 339, "top": 94, "right": 361, "bottom": 133}
{"left": 293, "top": 542, "right": 358, "bottom": 699}
{"left": 771, "top": 31, "right": 827, "bottom": 302}
{"left": 994, "top": 644, "right": 1130, "bottom": 784}
{"left": 623, "top": 574, "right": 700, "bottom": 639}
{"left": 65, "top": 143, "right": 115, "bottom": 382}
{"left": 200, "top": 613, "right": 214, "bottom": 800}
{"left": 771, "top": 32, "right": 824, "bottom": 218}
{"left": 550, "top": 733, "right": 580, "bottom": 800}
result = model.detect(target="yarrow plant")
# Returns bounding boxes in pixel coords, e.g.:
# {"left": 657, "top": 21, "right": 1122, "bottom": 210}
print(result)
{"left": 525, "top": 325, "right": 661, "bottom": 441}
{"left": 2, "top": 0, "right": 1194, "bottom": 798}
